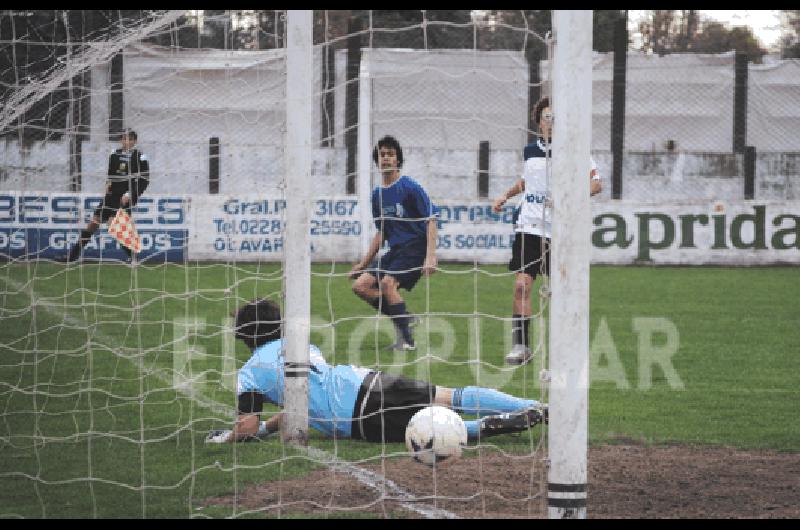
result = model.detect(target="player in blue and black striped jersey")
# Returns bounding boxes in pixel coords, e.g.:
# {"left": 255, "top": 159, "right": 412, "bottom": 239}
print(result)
{"left": 204, "top": 298, "right": 546, "bottom": 444}
{"left": 349, "top": 136, "right": 438, "bottom": 351}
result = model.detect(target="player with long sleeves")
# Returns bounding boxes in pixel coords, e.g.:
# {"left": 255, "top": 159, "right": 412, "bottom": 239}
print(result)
{"left": 63, "top": 129, "right": 149, "bottom": 263}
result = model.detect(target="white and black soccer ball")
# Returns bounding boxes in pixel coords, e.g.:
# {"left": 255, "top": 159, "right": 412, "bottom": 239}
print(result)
{"left": 405, "top": 406, "right": 468, "bottom": 466}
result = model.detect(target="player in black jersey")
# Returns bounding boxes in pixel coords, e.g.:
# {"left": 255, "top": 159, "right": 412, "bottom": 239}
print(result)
{"left": 63, "top": 129, "right": 150, "bottom": 263}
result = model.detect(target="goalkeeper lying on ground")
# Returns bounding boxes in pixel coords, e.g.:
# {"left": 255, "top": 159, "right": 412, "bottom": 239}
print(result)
{"left": 206, "top": 298, "right": 546, "bottom": 444}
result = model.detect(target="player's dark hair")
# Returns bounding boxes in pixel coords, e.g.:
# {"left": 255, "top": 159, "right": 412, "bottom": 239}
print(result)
{"left": 533, "top": 97, "right": 550, "bottom": 127}
{"left": 122, "top": 129, "right": 138, "bottom": 142}
{"left": 234, "top": 298, "right": 282, "bottom": 350}
{"left": 372, "top": 135, "right": 403, "bottom": 168}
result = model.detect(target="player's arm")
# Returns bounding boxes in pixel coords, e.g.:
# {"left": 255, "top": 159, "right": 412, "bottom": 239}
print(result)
{"left": 126, "top": 175, "right": 149, "bottom": 206}
{"left": 130, "top": 151, "right": 150, "bottom": 202}
{"left": 138, "top": 151, "right": 150, "bottom": 180}
{"left": 230, "top": 391, "right": 263, "bottom": 441}
{"left": 410, "top": 183, "right": 437, "bottom": 276}
{"left": 423, "top": 217, "right": 437, "bottom": 276}
{"left": 205, "top": 413, "right": 258, "bottom": 444}
{"left": 232, "top": 413, "right": 259, "bottom": 441}
{"left": 206, "top": 391, "right": 282, "bottom": 443}
{"left": 233, "top": 412, "right": 283, "bottom": 441}
{"left": 350, "top": 193, "right": 386, "bottom": 278}
{"left": 206, "top": 413, "right": 283, "bottom": 443}
{"left": 350, "top": 231, "right": 383, "bottom": 279}
{"left": 123, "top": 152, "right": 150, "bottom": 207}
{"left": 492, "top": 178, "right": 525, "bottom": 212}
{"left": 590, "top": 168, "right": 602, "bottom": 196}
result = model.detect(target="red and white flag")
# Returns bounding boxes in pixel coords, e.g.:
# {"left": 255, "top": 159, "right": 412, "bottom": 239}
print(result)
{"left": 108, "top": 209, "right": 141, "bottom": 253}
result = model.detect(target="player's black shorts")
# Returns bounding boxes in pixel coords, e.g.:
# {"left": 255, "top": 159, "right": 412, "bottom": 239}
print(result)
{"left": 351, "top": 372, "right": 436, "bottom": 443}
{"left": 509, "top": 232, "right": 550, "bottom": 278}
{"left": 364, "top": 242, "right": 427, "bottom": 291}
{"left": 93, "top": 181, "right": 132, "bottom": 222}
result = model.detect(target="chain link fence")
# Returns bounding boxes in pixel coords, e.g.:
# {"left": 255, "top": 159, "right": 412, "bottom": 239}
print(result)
{"left": 2, "top": 10, "right": 798, "bottom": 200}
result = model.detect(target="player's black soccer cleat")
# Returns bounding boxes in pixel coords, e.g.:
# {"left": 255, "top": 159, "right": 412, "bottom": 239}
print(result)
{"left": 56, "top": 246, "right": 80, "bottom": 263}
{"left": 385, "top": 314, "right": 419, "bottom": 351}
{"left": 479, "top": 405, "right": 547, "bottom": 436}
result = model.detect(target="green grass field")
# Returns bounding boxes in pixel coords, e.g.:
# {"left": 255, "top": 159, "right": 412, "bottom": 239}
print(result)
{"left": 1, "top": 262, "right": 798, "bottom": 518}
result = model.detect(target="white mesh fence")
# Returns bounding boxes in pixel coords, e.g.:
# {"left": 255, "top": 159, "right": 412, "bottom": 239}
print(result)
{"left": 0, "top": 9, "right": 553, "bottom": 519}
{"left": 3, "top": 8, "right": 795, "bottom": 519}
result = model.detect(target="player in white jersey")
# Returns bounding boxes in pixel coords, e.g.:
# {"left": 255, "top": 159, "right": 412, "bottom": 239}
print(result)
{"left": 205, "top": 298, "right": 547, "bottom": 444}
{"left": 492, "top": 97, "right": 602, "bottom": 365}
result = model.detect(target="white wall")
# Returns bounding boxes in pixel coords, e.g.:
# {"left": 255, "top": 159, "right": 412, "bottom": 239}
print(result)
{"left": 747, "top": 60, "right": 800, "bottom": 153}
{"left": 360, "top": 48, "right": 529, "bottom": 152}
{"left": 3, "top": 49, "right": 799, "bottom": 201}
{"left": 0, "top": 140, "right": 70, "bottom": 192}
{"left": 6, "top": 139, "right": 800, "bottom": 203}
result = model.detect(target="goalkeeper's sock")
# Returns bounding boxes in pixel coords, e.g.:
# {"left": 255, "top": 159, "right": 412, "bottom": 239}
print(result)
{"left": 452, "top": 386, "right": 539, "bottom": 416}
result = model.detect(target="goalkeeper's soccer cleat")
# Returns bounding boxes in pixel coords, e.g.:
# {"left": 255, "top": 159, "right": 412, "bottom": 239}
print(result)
{"left": 479, "top": 405, "right": 546, "bottom": 437}
{"left": 505, "top": 344, "right": 533, "bottom": 365}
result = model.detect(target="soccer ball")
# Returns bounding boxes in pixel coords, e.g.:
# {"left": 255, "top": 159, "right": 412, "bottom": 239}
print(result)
{"left": 405, "top": 406, "right": 468, "bottom": 466}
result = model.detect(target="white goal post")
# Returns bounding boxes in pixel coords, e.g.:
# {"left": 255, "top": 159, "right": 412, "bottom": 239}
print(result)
{"left": 547, "top": 10, "right": 593, "bottom": 519}
{"left": 0, "top": 8, "right": 591, "bottom": 518}
{"left": 282, "top": 10, "right": 313, "bottom": 445}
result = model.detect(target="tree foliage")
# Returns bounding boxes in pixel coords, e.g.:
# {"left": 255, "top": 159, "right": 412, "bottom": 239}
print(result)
{"left": 692, "top": 21, "right": 766, "bottom": 61}
{"left": 780, "top": 10, "right": 800, "bottom": 59}
{"left": 638, "top": 10, "right": 700, "bottom": 55}
{"left": 637, "top": 10, "right": 766, "bottom": 62}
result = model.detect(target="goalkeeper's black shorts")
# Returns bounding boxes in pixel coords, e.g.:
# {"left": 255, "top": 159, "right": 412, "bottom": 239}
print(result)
{"left": 351, "top": 372, "right": 436, "bottom": 443}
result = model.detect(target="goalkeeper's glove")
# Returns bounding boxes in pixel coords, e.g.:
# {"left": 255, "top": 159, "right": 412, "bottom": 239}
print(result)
{"left": 205, "top": 429, "right": 232, "bottom": 444}
{"left": 205, "top": 422, "right": 274, "bottom": 444}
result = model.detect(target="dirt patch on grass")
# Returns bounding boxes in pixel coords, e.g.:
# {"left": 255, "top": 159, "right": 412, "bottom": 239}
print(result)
{"left": 204, "top": 443, "right": 800, "bottom": 518}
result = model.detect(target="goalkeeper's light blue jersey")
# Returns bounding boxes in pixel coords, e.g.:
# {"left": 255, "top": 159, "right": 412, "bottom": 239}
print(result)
{"left": 236, "top": 339, "right": 371, "bottom": 438}
{"left": 371, "top": 175, "right": 434, "bottom": 249}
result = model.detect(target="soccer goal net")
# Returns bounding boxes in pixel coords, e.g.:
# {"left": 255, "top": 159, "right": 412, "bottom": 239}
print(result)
{"left": 0, "top": 10, "right": 590, "bottom": 518}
